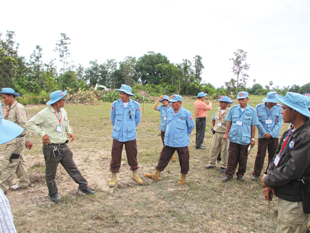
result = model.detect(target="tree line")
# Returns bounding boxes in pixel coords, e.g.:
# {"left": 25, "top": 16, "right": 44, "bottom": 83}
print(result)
{"left": 1, "top": 30, "right": 309, "bottom": 99}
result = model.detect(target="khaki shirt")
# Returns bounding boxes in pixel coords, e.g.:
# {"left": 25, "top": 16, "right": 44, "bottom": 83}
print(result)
{"left": 213, "top": 107, "right": 230, "bottom": 133}
{"left": 26, "top": 106, "right": 73, "bottom": 144}
{"left": 2, "top": 100, "right": 31, "bottom": 142}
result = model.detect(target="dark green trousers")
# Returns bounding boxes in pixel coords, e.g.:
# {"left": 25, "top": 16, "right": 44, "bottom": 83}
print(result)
{"left": 43, "top": 144, "right": 88, "bottom": 196}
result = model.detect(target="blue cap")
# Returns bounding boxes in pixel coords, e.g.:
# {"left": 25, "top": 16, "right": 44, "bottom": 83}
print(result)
{"left": 237, "top": 91, "right": 249, "bottom": 99}
{"left": 275, "top": 92, "right": 310, "bottom": 117}
{"left": 160, "top": 95, "right": 170, "bottom": 103}
{"left": 197, "top": 92, "right": 207, "bottom": 98}
{"left": 303, "top": 93, "right": 310, "bottom": 108}
{"left": 46, "top": 90, "right": 67, "bottom": 105}
{"left": 116, "top": 84, "right": 134, "bottom": 96}
{"left": 170, "top": 94, "right": 182, "bottom": 102}
{"left": 262, "top": 91, "right": 279, "bottom": 103}
{"left": 0, "top": 88, "right": 20, "bottom": 97}
{"left": 0, "top": 102, "right": 24, "bottom": 145}
{"left": 217, "top": 96, "right": 233, "bottom": 104}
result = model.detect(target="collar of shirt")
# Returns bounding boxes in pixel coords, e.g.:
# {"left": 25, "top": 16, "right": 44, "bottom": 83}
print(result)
{"left": 48, "top": 105, "right": 62, "bottom": 114}
{"left": 173, "top": 106, "right": 184, "bottom": 116}
{"left": 6, "top": 100, "right": 17, "bottom": 110}
{"left": 291, "top": 118, "right": 310, "bottom": 138}
{"left": 121, "top": 99, "right": 132, "bottom": 108}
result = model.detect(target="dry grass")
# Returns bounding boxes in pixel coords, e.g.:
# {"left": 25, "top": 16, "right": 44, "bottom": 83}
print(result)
{"left": 1, "top": 95, "right": 288, "bottom": 232}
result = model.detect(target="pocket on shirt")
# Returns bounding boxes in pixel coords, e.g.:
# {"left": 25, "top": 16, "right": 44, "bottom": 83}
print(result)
{"left": 112, "top": 126, "right": 121, "bottom": 138}
{"left": 240, "top": 135, "right": 251, "bottom": 145}
{"left": 127, "top": 126, "right": 136, "bottom": 138}
{"left": 243, "top": 116, "right": 252, "bottom": 125}
{"left": 116, "top": 111, "right": 123, "bottom": 121}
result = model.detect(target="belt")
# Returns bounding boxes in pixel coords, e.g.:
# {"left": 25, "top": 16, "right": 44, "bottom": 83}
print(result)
{"left": 49, "top": 140, "right": 68, "bottom": 146}
{"left": 16, "top": 135, "right": 25, "bottom": 138}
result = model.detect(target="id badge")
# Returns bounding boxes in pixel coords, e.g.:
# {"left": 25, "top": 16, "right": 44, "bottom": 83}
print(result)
{"left": 274, "top": 154, "right": 281, "bottom": 166}
{"left": 236, "top": 121, "right": 243, "bottom": 126}
{"left": 217, "top": 122, "right": 222, "bottom": 127}
{"left": 266, "top": 119, "right": 273, "bottom": 124}
{"left": 56, "top": 125, "right": 62, "bottom": 133}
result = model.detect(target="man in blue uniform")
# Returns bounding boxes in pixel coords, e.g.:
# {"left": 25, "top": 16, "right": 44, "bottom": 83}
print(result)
{"left": 153, "top": 95, "right": 177, "bottom": 161}
{"left": 145, "top": 94, "right": 195, "bottom": 185}
{"left": 262, "top": 92, "right": 310, "bottom": 232}
{"left": 222, "top": 91, "right": 259, "bottom": 182}
{"left": 109, "top": 84, "right": 143, "bottom": 187}
{"left": 252, "top": 91, "right": 283, "bottom": 181}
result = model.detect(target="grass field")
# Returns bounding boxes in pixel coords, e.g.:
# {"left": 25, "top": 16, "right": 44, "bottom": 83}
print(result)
{"left": 1, "top": 95, "right": 291, "bottom": 232}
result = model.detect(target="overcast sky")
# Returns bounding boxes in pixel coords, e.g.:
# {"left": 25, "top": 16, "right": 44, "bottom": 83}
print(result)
{"left": 1, "top": 0, "right": 309, "bottom": 88}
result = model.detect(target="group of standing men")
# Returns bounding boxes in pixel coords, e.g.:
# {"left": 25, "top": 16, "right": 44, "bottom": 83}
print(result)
{"left": 1, "top": 84, "right": 310, "bottom": 232}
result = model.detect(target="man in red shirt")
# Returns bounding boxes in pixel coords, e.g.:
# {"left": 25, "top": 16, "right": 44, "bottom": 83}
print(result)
{"left": 194, "top": 92, "right": 212, "bottom": 149}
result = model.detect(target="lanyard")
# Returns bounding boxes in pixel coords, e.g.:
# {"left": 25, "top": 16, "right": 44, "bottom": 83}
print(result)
{"left": 5, "top": 108, "right": 11, "bottom": 119}
{"left": 239, "top": 108, "right": 245, "bottom": 119}
{"left": 265, "top": 108, "right": 272, "bottom": 118}
{"left": 54, "top": 112, "right": 62, "bottom": 124}
{"left": 219, "top": 110, "right": 225, "bottom": 120}
{"left": 279, "top": 128, "right": 292, "bottom": 154}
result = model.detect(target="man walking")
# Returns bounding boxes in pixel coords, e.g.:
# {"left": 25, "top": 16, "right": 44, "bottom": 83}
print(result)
{"left": 27, "top": 90, "right": 94, "bottom": 203}
{"left": 145, "top": 94, "right": 195, "bottom": 185}
{"left": 0, "top": 88, "right": 32, "bottom": 193}
{"left": 206, "top": 96, "right": 232, "bottom": 172}
{"left": 262, "top": 92, "right": 310, "bottom": 232}
{"left": 194, "top": 92, "right": 212, "bottom": 149}
{"left": 109, "top": 84, "right": 143, "bottom": 187}
{"left": 222, "top": 91, "right": 259, "bottom": 182}
{"left": 252, "top": 91, "right": 282, "bottom": 181}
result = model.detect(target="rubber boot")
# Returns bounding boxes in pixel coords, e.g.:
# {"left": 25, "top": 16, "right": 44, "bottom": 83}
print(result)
{"left": 171, "top": 153, "right": 177, "bottom": 162}
{"left": 177, "top": 174, "right": 186, "bottom": 185}
{"left": 131, "top": 170, "right": 143, "bottom": 184}
{"left": 109, "top": 173, "right": 117, "bottom": 187}
{"left": 144, "top": 170, "right": 161, "bottom": 181}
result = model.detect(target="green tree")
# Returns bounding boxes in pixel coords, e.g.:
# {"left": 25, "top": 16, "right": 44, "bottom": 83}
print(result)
{"left": 54, "top": 33, "right": 71, "bottom": 73}
{"left": 57, "top": 70, "right": 78, "bottom": 91}
{"left": 28, "top": 45, "right": 44, "bottom": 90}
{"left": 225, "top": 78, "right": 237, "bottom": 95}
{"left": 84, "top": 60, "right": 108, "bottom": 87}
{"left": 135, "top": 51, "right": 169, "bottom": 85}
{"left": 156, "top": 63, "right": 182, "bottom": 92}
{"left": 105, "top": 59, "right": 117, "bottom": 89}
{"left": 193, "top": 55, "right": 204, "bottom": 82}
{"left": 121, "top": 56, "right": 137, "bottom": 86}
{"left": 249, "top": 83, "right": 263, "bottom": 94}
{"left": 178, "top": 59, "right": 194, "bottom": 94}
{"left": 0, "top": 31, "right": 19, "bottom": 88}
{"left": 288, "top": 84, "right": 300, "bottom": 92}
{"left": 298, "top": 83, "right": 310, "bottom": 94}
{"left": 230, "top": 49, "right": 250, "bottom": 96}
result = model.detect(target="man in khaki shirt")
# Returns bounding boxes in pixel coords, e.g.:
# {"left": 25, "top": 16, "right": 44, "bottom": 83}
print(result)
{"left": 0, "top": 88, "right": 32, "bottom": 193}
{"left": 27, "top": 90, "right": 94, "bottom": 203}
{"left": 206, "top": 96, "right": 232, "bottom": 172}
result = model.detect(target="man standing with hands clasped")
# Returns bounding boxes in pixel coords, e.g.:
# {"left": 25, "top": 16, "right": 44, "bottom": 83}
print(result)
{"left": 153, "top": 95, "right": 176, "bottom": 161}
{"left": 0, "top": 88, "right": 32, "bottom": 193}
{"left": 206, "top": 96, "right": 232, "bottom": 172}
{"left": 109, "top": 84, "right": 143, "bottom": 187}
{"left": 252, "top": 91, "right": 282, "bottom": 181}
{"left": 262, "top": 92, "right": 310, "bottom": 233}
{"left": 222, "top": 91, "right": 259, "bottom": 182}
{"left": 194, "top": 92, "right": 212, "bottom": 149}
{"left": 145, "top": 94, "right": 195, "bottom": 185}
{"left": 27, "top": 90, "right": 94, "bottom": 203}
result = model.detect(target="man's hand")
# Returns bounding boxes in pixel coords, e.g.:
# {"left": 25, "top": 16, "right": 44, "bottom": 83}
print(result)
{"left": 223, "top": 133, "right": 228, "bottom": 141}
{"left": 264, "top": 187, "right": 276, "bottom": 201}
{"left": 68, "top": 133, "right": 74, "bottom": 142}
{"left": 263, "top": 133, "right": 272, "bottom": 139}
{"left": 159, "top": 95, "right": 164, "bottom": 100}
{"left": 25, "top": 141, "right": 33, "bottom": 150}
{"left": 42, "top": 134, "right": 51, "bottom": 145}
{"left": 250, "top": 139, "right": 255, "bottom": 148}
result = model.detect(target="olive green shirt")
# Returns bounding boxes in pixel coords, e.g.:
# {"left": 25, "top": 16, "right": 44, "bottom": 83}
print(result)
{"left": 26, "top": 106, "right": 73, "bottom": 144}
{"left": 2, "top": 100, "right": 31, "bottom": 142}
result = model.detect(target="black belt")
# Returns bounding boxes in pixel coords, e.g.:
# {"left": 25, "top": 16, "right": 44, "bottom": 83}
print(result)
{"left": 50, "top": 140, "right": 68, "bottom": 146}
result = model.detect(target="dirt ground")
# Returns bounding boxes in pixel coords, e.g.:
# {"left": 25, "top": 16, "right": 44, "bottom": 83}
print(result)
{"left": 1, "top": 99, "right": 286, "bottom": 232}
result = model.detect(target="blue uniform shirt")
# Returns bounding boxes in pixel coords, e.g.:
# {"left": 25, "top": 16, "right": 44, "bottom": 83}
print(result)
{"left": 212, "top": 113, "right": 215, "bottom": 120}
{"left": 110, "top": 99, "right": 141, "bottom": 142}
{"left": 255, "top": 103, "right": 283, "bottom": 138}
{"left": 164, "top": 106, "right": 195, "bottom": 147}
{"left": 156, "top": 104, "right": 171, "bottom": 132}
{"left": 226, "top": 104, "right": 259, "bottom": 145}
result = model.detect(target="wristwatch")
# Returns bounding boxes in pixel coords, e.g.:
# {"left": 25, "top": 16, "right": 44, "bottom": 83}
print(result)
{"left": 251, "top": 138, "right": 255, "bottom": 141}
